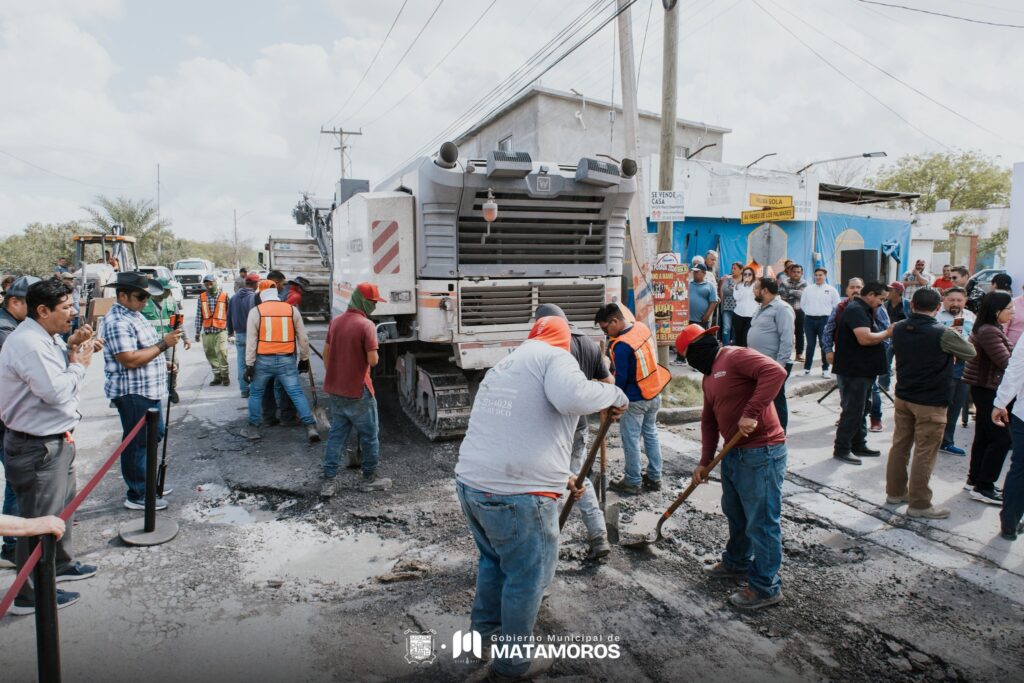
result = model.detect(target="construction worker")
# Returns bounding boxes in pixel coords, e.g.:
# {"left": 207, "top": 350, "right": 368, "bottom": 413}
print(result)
{"left": 534, "top": 303, "right": 614, "bottom": 561}
{"left": 676, "top": 323, "right": 789, "bottom": 610}
{"left": 321, "top": 283, "right": 391, "bottom": 495}
{"left": 141, "top": 276, "right": 190, "bottom": 403}
{"left": 455, "top": 316, "right": 626, "bottom": 680}
{"left": 594, "top": 303, "right": 672, "bottom": 495}
{"left": 194, "top": 274, "right": 230, "bottom": 386}
{"left": 284, "top": 276, "right": 309, "bottom": 307}
{"left": 241, "top": 283, "right": 320, "bottom": 442}
{"left": 228, "top": 272, "right": 261, "bottom": 398}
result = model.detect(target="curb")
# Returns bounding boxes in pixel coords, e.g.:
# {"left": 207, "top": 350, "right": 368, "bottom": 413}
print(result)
{"left": 658, "top": 378, "right": 836, "bottom": 426}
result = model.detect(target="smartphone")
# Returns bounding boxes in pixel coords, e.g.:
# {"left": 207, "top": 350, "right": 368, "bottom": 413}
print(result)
{"left": 953, "top": 318, "right": 964, "bottom": 327}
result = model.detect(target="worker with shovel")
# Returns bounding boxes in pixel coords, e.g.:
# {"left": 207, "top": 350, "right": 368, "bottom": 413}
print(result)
{"left": 676, "top": 323, "right": 788, "bottom": 610}
{"left": 533, "top": 303, "right": 614, "bottom": 561}
{"left": 455, "top": 316, "right": 626, "bottom": 680}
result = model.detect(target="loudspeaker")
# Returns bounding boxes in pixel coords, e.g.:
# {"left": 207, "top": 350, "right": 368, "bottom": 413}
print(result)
{"left": 840, "top": 249, "right": 879, "bottom": 286}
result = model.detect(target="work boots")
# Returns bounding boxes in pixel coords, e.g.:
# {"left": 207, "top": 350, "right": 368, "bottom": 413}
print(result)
{"left": 306, "top": 423, "right": 321, "bottom": 443}
{"left": 359, "top": 473, "right": 392, "bottom": 493}
{"left": 585, "top": 536, "right": 611, "bottom": 561}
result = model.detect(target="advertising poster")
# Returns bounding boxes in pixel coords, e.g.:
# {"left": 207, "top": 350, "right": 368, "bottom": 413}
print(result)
{"left": 652, "top": 263, "right": 689, "bottom": 344}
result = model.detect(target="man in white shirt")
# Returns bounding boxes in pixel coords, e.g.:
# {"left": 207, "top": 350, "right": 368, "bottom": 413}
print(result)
{"left": 993, "top": 341, "right": 1024, "bottom": 540}
{"left": 800, "top": 267, "right": 840, "bottom": 376}
{"left": 935, "top": 287, "right": 975, "bottom": 456}
{"left": 902, "top": 259, "right": 934, "bottom": 300}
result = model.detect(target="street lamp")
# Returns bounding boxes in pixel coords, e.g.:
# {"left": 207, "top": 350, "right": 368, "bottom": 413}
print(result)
{"left": 795, "top": 151, "right": 886, "bottom": 175}
{"left": 745, "top": 152, "right": 777, "bottom": 170}
{"left": 685, "top": 143, "right": 717, "bottom": 160}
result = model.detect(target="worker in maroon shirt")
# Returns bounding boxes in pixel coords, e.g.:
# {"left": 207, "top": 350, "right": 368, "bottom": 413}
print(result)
{"left": 676, "top": 323, "right": 788, "bottom": 611}
{"left": 320, "top": 283, "right": 392, "bottom": 497}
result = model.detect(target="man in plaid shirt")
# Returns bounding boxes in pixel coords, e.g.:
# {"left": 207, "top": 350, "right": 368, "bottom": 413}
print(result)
{"left": 100, "top": 273, "right": 183, "bottom": 510}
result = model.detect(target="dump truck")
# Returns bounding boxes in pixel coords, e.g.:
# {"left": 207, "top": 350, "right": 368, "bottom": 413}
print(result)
{"left": 263, "top": 222, "right": 332, "bottom": 321}
{"left": 331, "top": 142, "right": 636, "bottom": 440}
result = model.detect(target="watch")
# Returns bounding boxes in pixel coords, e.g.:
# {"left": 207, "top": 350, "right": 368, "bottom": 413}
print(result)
{"left": 156, "top": 339, "right": 169, "bottom": 352}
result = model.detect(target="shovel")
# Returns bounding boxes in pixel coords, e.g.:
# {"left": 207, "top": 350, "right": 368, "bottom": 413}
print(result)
{"left": 559, "top": 412, "right": 614, "bottom": 530}
{"left": 305, "top": 364, "right": 330, "bottom": 428}
{"left": 621, "top": 431, "right": 744, "bottom": 549}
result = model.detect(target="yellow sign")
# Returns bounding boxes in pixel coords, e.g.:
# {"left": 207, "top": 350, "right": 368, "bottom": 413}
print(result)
{"left": 749, "top": 193, "right": 794, "bottom": 208}
{"left": 740, "top": 206, "right": 796, "bottom": 224}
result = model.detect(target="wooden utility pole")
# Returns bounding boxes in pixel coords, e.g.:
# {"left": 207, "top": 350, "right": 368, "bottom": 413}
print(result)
{"left": 320, "top": 127, "right": 362, "bottom": 180}
{"left": 657, "top": 0, "right": 678, "bottom": 256}
{"left": 156, "top": 163, "right": 161, "bottom": 262}
{"left": 617, "top": 0, "right": 656, "bottom": 335}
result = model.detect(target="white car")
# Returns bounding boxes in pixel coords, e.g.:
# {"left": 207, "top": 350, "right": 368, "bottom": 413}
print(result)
{"left": 138, "top": 266, "right": 184, "bottom": 306}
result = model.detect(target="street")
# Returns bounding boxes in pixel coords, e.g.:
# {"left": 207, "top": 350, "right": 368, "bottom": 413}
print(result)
{"left": 1, "top": 306, "right": 1022, "bottom": 683}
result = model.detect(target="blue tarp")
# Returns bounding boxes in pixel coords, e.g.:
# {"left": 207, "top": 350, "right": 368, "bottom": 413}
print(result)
{"left": 815, "top": 211, "right": 912, "bottom": 284}
{"left": 661, "top": 217, "right": 815, "bottom": 277}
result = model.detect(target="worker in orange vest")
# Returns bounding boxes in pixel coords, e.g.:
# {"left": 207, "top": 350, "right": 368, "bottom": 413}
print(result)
{"left": 240, "top": 284, "right": 320, "bottom": 443}
{"left": 194, "top": 274, "right": 230, "bottom": 385}
{"left": 595, "top": 303, "right": 672, "bottom": 495}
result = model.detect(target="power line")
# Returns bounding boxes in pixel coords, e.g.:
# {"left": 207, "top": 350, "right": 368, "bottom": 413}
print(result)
{"left": 0, "top": 149, "right": 140, "bottom": 190}
{"left": 323, "top": 0, "right": 410, "bottom": 125}
{"left": 359, "top": 0, "right": 499, "bottom": 129}
{"left": 854, "top": 0, "right": 1024, "bottom": 28}
{"left": 750, "top": 0, "right": 949, "bottom": 149}
{"left": 769, "top": 0, "right": 1012, "bottom": 143}
{"left": 635, "top": 0, "right": 655, "bottom": 81}
{"left": 345, "top": 0, "right": 447, "bottom": 123}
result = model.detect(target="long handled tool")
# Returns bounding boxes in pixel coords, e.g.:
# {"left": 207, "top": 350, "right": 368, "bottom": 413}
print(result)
{"left": 621, "top": 431, "right": 744, "bottom": 549}
{"left": 305, "top": 364, "right": 330, "bottom": 427}
{"left": 559, "top": 413, "right": 614, "bottom": 530}
{"left": 156, "top": 315, "right": 182, "bottom": 498}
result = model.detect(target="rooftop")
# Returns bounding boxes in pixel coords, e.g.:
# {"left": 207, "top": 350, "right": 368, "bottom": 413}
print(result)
{"left": 818, "top": 182, "right": 920, "bottom": 205}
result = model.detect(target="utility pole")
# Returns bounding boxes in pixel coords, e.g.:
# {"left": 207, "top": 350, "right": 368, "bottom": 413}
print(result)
{"left": 617, "top": 0, "right": 656, "bottom": 336}
{"left": 233, "top": 208, "right": 240, "bottom": 271}
{"left": 657, "top": 0, "right": 678, "bottom": 256}
{"left": 156, "top": 163, "right": 161, "bottom": 262}
{"left": 320, "top": 127, "right": 362, "bottom": 180}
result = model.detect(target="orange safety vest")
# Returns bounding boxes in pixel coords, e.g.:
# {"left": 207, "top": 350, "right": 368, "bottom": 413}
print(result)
{"left": 199, "top": 291, "right": 228, "bottom": 330}
{"left": 609, "top": 321, "right": 672, "bottom": 400}
{"left": 256, "top": 300, "right": 296, "bottom": 355}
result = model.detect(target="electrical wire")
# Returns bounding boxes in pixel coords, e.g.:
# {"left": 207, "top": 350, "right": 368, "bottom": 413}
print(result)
{"left": 768, "top": 0, "right": 1012, "bottom": 142}
{"left": 323, "top": 0, "right": 410, "bottom": 126}
{"left": 0, "top": 149, "right": 140, "bottom": 190}
{"left": 345, "top": 0, "right": 447, "bottom": 123}
{"left": 635, "top": 0, "right": 655, "bottom": 82}
{"left": 359, "top": 0, "right": 499, "bottom": 129}
{"left": 854, "top": 0, "right": 1024, "bottom": 28}
{"left": 749, "top": 0, "right": 949, "bottom": 149}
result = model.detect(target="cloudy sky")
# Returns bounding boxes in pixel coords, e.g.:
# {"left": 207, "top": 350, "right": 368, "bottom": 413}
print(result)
{"left": 2, "top": 0, "right": 1022, "bottom": 246}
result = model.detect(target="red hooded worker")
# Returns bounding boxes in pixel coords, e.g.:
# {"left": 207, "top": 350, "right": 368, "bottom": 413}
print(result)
{"left": 453, "top": 316, "right": 627, "bottom": 680}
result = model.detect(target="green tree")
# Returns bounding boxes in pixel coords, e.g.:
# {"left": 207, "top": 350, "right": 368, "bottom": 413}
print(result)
{"left": 867, "top": 150, "right": 1011, "bottom": 212}
{"left": 0, "top": 222, "right": 82, "bottom": 277}
{"left": 83, "top": 195, "right": 175, "bottom": 264}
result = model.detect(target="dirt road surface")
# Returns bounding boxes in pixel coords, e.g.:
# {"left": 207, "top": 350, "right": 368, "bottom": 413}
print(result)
{"left": 2, "top": 317, "right": 1021, "bottom": 682}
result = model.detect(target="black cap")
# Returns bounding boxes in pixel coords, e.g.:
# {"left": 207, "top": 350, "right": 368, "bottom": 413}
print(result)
{"left": 287, "top": 276, "right": 311, "bottom": 290}
{"left": 5, "top": 276, "right": 41, "bottom": 298}
{"left": 112, "top": 271, "right": 164, "bottom": 297}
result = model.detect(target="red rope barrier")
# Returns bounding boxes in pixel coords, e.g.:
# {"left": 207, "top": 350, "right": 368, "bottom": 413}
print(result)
{"left": 0, "top": 416, "right": 147, "bottom": 618}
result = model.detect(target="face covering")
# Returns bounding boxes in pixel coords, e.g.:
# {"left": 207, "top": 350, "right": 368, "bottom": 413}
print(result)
{"left": 348, "top": 288, "right": 377, "bottom": 316}
{"left": 528, "top": 316, "right": 571, "bottom": 352}
{"left": 685, "top": 334, "right": 721, "bottom": 375}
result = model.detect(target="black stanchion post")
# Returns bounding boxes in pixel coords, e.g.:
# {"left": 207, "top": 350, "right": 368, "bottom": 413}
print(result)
{"left": 144, "top": 408, "right": 159, "bottom": 533}
{"left": 33, "top": 534, "right": 62, "bottom": 683}
{"left": 119, "top": 409, "right": 179, "bottom": 546}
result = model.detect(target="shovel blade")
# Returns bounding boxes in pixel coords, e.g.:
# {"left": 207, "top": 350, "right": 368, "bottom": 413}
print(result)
{"left": 605, "top": 502, "right": 620, "bottom": 545}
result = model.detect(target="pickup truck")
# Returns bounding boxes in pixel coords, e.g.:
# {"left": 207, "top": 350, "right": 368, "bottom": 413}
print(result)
{"left": 172, "top": 258, "right": 216, "bottom": 297}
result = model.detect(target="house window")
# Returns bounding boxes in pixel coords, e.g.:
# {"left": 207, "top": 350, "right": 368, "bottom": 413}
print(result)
{"left": 498, "top": 136, "right": 513, "bottom": 153}
{"left": 675, "top": 145, "right": 690, "bottom": 159}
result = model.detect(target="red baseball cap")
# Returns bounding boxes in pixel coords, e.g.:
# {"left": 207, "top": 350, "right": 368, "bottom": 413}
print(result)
{"left": 357, "top": 282, "right": 387, "bottom": 303}
{"left": 245, "top": 272, "right": 260, "bottom": 283}
{"left": 675, "top": 323, "right": 720, "bottom": 356}
{"left": 888, "top": 281, "right": 904, "bottom": 294}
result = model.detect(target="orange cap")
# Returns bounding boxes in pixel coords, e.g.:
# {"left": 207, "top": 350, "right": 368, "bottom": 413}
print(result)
{"left": 357, "top": 282, "right": 387, "bottom": 303}
{"left": 257, "top": 279, "right": 276, "bottom": 292}
{"left": 674, "top": 323, "right": 720, "bottom": 356}
{"left": 528, "top": 316, "right": 571, "bottom": 353}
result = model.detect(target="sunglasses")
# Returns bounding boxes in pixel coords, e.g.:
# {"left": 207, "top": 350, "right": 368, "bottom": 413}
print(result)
{"left": 131, "top": 291, "right": 150, "bottom": 302}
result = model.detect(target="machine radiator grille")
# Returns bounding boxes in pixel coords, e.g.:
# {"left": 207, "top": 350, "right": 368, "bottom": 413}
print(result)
{"left": 458, "top": 191, "right": 607, "bottom": 265}
{"left": 460, "top": 282, "right": 606, "bottom": 327}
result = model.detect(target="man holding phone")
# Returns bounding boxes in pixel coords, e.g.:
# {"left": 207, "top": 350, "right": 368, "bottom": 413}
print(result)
{"left": 936, "top": 287, "right": 975, "bottom": 456}
{"left": 100, "top": 272, "right": 183, "bottom": 511}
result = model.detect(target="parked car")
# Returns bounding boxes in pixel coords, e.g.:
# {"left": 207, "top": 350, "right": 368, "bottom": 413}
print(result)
{"left": 966, "top": 268, "right": 1007, "bottom": 312}
{"left": 172, "top": 258, "right": 216, "bottom": 297}
{"left": 138, "top": 266, "right": 183, "bottom": 305}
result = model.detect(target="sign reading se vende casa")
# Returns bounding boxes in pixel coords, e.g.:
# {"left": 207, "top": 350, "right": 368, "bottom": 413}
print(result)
{"left": 740, "top": 206, "right": 796, "bottom": 224}
{"left": 748, "top": 193, "right": 794, "bottom": 208}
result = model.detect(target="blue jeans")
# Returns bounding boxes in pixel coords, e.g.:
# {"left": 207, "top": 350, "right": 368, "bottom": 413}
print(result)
{"left": 1000, "top": 415, "right": 1024, "bottom": 534}
{"left": 568, "top": 416, "right": 605, "bottom": 539}
{"left": 943, "top": 375, "right": 968, "bottom": 446}
{"left": 323, "top": 389, "right": 380, "bottom": 478}
{"left": 720, "top": 443, "right": 787, "bottom": 597}
{"left": 112, "top": 395, "right": 165, "bottom": 502}
{"left": 0, "top": 431, "right": 20, "bottom": 553}
{"left": 619, "top": 395, "right": 662, "bottom": 486}
{"left": 248, "top": 355, "right": 314, "bottom": 426}
{"left": 721, "top": 310, "right": 734, "bottom": 346}
{"left": 234, "top": 333, "right": 249, "bottom": 394}
{"left": 803, "top": 315, "right": 829, "bottom": 371}
{"left": 456, "top": 480, "right": 559, "bottom": 678}
{"left": 870, "top": 381, "right": 883, "bottom": 420}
